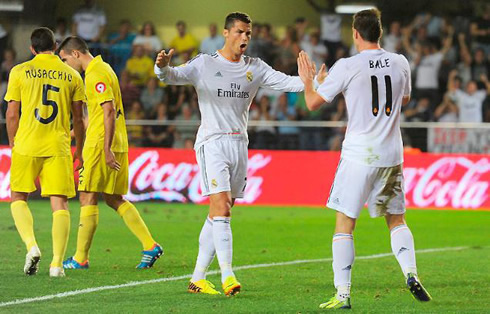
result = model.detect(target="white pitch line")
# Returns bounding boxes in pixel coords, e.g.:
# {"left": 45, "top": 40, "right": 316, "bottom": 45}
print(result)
{"left": 0, "top": 246, "right": 469, "bottom": 308}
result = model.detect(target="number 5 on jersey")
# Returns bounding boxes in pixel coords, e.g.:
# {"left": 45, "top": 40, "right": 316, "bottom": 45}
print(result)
{"left": 370, "top": 75, "right": 392, "bottom": 117}
{"left": 35, "top": 83, "right": 59, "bottom": 124}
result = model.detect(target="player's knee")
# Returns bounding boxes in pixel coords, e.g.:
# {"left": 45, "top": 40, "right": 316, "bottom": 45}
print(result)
{"left": 385, "top": 213, "right": 406, "bottom": 230}
{"left": 80, "top": 192, "right": 97, "bottom": 207}
{"left": 103, "top": 194, "right": 125, "bottom": 210}
{"left": 210, "top": 200, "right": 232, "bottom": 217}
{"left": 10, "top": 192, "right": 28, "bottom": 203}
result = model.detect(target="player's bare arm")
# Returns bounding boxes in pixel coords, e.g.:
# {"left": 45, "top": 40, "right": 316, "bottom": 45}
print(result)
{"left": 101, "top": 100, "right": 121, "bottom": 171}
{"left": 6, "top": 100, "right": 21, "bottom": 148}
{"left": 71, "top": 100, "right": 85, "bottom": 171}
{"left": 297, "top": 51, "right": 327, "bottom": 111}
{"left": 155, "top": 49, "right": 174, "bottom": 68}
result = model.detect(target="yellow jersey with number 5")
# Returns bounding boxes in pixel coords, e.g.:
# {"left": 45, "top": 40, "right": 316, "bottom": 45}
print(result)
{"left": 4, "top": 53, "right": 85, "bottom": 157}
{"left": 84, "top": 55, "right": 128, "bottom": 152}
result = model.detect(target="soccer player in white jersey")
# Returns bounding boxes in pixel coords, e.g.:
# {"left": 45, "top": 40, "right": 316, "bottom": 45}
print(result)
{"left": 297, "top": 9, "right": 431, "bottom": 309}
{"left": 155, "top": 12, "right": 325, "bottom": 296}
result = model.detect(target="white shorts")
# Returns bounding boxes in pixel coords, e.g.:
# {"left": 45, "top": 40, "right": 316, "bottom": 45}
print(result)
{"left": 327, "top": 159, "right": 406, "bottom": 218}
{"left": 195, "top": 139, "right": 248, "bottom": 198}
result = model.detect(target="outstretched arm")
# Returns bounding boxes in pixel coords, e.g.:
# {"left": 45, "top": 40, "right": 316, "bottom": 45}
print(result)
{"left": 154, "top": 49, "right": 200, "bottom": 85}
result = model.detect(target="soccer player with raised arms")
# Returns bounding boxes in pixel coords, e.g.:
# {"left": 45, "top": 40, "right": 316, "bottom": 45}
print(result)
{"left": 297, "top": 9, "right": 431, "bottom": 309}
{"left": 58, "top": 37, "right": 163, "bottom": 270}
{"left": 155, "top": 12, "right": 325, "bottom": 296}
{"left": 5, "top": 28, "right": 85, "bottom": 277}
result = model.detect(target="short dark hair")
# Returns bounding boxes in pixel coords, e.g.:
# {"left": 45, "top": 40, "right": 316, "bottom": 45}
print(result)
{"left": 224, "top": 12, "right": 251, "bottom": 30}
{"left": 176, "top": 20, "right": 186, "bottom": 27}
{"left": 352, "top": 8, "right": 382, "bottom": 43}
{"left": 57, "top": 36, "right": 89, "bottom": 54}
{"left": 31, "top": 27, "right": 56, "bottom": 53}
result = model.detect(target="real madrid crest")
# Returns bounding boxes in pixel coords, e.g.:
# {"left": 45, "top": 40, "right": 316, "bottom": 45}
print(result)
{"left": 246, "top": 71, "right": 253, "bottom": 82}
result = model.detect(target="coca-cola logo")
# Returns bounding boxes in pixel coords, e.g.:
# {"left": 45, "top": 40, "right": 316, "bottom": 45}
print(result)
{"left": 404, "top": 157, "right": 489, "bottom": 208}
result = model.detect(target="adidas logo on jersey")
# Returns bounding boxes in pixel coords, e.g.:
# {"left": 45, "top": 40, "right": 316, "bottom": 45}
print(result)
{"left": 214, "top": 71, "right": 223, "bottom": 77}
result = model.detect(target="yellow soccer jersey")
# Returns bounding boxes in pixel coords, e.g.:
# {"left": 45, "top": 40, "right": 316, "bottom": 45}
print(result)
{"left": 84, "top": 55, "right": 128, "bottom": 152}
{"left": 4, "top": 53, "right": 85, "bottom": 157}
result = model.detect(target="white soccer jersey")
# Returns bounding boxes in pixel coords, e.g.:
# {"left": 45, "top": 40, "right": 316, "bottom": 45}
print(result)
{"left": 317, "top": 49, "right": 411, "bottom": 167}
{"left": 155, "top": 51, "right": 304, "bottom": 148}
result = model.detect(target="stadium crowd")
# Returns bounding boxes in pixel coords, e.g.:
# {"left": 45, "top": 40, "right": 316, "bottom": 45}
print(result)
{"left": 0, "top": 1, "right": 488, "bottom": 151}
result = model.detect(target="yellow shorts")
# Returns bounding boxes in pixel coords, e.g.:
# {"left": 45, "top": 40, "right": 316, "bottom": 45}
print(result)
{"left": 10, "top": 151, "right": 75, "bottom": 198}
{"left": 78, "top": 146, "right": 129, "bottom": 195}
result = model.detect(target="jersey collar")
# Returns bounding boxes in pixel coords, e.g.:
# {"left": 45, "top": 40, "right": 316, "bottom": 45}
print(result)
{"left": 34, "top": 53, "right": 57, "bottom": 60}
{"left": 86, "top": 55, "right": 103, "bottom": 73}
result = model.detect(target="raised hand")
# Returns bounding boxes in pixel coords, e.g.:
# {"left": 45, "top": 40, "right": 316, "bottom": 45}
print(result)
{"left": 316, "top": 63, "right": 327, "bottom": 85}
{"left": 155, "top": 49, "right": 175, "bottom": 68}
{"left": 297, "top": 51, "right": 316, "bottom": 84}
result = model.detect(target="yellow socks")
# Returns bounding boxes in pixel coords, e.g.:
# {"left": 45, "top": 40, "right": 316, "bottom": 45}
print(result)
{"left": 51, "top": 210, "right": 70, "bottom": 268}
{"left": 10, "top": 201, "right": 38, "bottom": 251}
{"left": 117, "top": 201, "right": 155, "bottom": 250}
{"left": 73, "top": 205, "right": 99, "bottom": 263}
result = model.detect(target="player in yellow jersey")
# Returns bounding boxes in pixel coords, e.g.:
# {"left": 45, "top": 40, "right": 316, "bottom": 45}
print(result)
{"left": 57, "top": 36, "right": 163, "bottom": 270}
{"left": 4, "top": 28, "right": 85, "bottom": 277}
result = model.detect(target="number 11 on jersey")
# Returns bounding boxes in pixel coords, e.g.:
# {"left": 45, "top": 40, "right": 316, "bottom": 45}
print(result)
{"left": 370, "top": 75, "right": 392, "bottom": 117}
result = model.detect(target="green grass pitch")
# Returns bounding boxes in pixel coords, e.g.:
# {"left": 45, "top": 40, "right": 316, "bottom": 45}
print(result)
{"left": 0, "top": 201, "right": 489, "bottom": 313}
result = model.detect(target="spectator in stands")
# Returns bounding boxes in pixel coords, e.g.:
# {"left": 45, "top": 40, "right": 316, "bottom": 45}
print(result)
{"left": 448, "top": 70, "right": 490, "bottom": 122}
{"left": 119, "top": 70, "right": 141, "bottom": 110}
{"left": 403, "top": 23, "right": 454, "bottom": 110}
{"left": 470, "top": 3, "right": 490, "bottom": 55}
{"left": 169, "top": 21, "right": 199, "bottom": 62}
{"left": 383, "top": 20, "right": 402, "bottom": 53}
{"left": 434, "top": 93, "right": 459, "bottom": 122}
{"left": 126, "top": 100, "right": 145, "bottom": 146}
{"left": 108, "top": 19, "right": 136, "bottom": 75}
{"left": 0, "top": 24, "right": 7, "bottom": 65}
{"left": 276, "top": 93, "right": 299, "bottom": 150}
{"left": 404, "top": 97, "right": 431, "bottom": 151}
{"left": 301, "top": 31, "right": 327, "bottom": 72}
{"left": 133, "top": 21, "right": 163, "bottom": 57}
{"left": 173, "top": 104, "right": 199, "bottom": 148}
{"left": 167, "top": 85, "right": 192, "bottom": 119}
{"left": 276, "top": 26, "right": 300, "bottom": 75}
{"left": 294, "top": 17, "right": 309, "bottom": 46}
{"left": 200, "top": 23, "right": 224, "bottom": 55}
{"left": 306, "top": 0, "right": 342, "bottom": 67}
{"left": 145, "top": 103, "right": 174, "bottom": 148}
{"left": 125, "top": 44, "right": 154, "bottom": 87}
{"left": 54, "top": 18, "right": 70, "bottom": 44}
{"left": 0, "top": 48, "right": 16, "bottom": 82}
{"left": 296, "top": 91, "right": 325, "bottom": 150}
{"left": 472, "top": 48, "right": 489, "bottom": 82}
{"left": 251, "top": 96, "right": 276, "bottom": 149}
{"left": 140, "top": 77, "right": 164, "bottom": 114}
{"left": 72, "top": 0, "right": 106, "bottom": 43}
{"left": 327, "top": 96, "right": 347, "bottom": 151}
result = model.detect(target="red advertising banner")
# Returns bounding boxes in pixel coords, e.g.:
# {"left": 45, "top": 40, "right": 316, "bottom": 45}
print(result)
{"left": 0, "top": 146, "right": 488, "bottom": 209}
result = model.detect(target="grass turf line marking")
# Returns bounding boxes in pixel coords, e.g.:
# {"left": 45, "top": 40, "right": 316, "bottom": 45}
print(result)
{"left": 0, "top": 246, "right": 469, "bottom": 308}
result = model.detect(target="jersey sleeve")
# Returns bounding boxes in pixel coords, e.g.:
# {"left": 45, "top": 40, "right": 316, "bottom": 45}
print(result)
{"left": 400, "top": 55, "right": 412, "bottom": 97}
{"left": 259, "top": 59, "right": 304, "bottom": 92}
{"left": 86, "top": 72, "right": 115, "bottom": 106}
{"left": 316, "top": 58, "right": 348, "bottom": 103}
{"left": 72, "top": 73, "right": 86, "bottom": 102}
{"left": 4, "top": 65, "right": 21, "bottom": 102}
{"left": 154, "top": 54, "right": 203, "bottom": 85}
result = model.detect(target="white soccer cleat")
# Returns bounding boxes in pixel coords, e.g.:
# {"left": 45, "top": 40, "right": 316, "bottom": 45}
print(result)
{"left": 24, "top": 246, "right": 41, "bottom": 276}
{"left": 49, "top": 267, "right": 66, "bottom": 277}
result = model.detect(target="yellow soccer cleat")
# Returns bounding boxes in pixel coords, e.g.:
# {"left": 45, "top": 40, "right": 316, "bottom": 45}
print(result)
{"left": 222, "top": 276, "right": 241, "bottom": 296}
{"left": 319, "top": 296, "right": 351, "bottom": 309}
{"left": 188, "top": 279, "right": 221, "bottom": 295}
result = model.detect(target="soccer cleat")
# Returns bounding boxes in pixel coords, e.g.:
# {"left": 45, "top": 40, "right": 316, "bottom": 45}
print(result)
{"left": 319, "top": 296, "right": 352, "bottom": 309}
{"left": 407, "top": 273, "right": 432, "bottom": 302}
{"left": 188, "top": 279, "right": 221, "bottom": 295}
{"left": 24, "top": 246, "right": 41, "bottom": 276}
{"left": 63, "top": 256, "right": 89, "bottom": 269}
{"left": 222, "top": 276, "right": 241, "bottom": 296}
{"left": 136, "top": 243, "right": 163, "bottom": 269}
{"left": 49, "top": 267, "right": 65, "bottom": 277}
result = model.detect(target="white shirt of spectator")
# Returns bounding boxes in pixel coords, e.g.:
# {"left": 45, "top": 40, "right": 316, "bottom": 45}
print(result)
{"left": 154, "top": 52, "right": 304, "bottom": 149}
{"left": 133, "top": 35, "right": 163, "bottom": 53}
{"left": 451, "top": 89, "right": 486, "bottom": 122}
{"left": 317, "top": 49, "right": 411, "bottom": 167}
{"left": 301, "top": 41, "right": 328, "bottom": 72}
{"left": 200, "top": 36, "right": 225, "bottom": 55}
{"left": 320, "top": 14, "right": 342, "bottom": 42}
{"left": 382, "top": 33, "right": 400, "bottom": 53}
{"left": 415, "top": 52, "right": 443, "bottom": 89}
{"left": 72, "top": 6, "right": 106, "bottom": 41}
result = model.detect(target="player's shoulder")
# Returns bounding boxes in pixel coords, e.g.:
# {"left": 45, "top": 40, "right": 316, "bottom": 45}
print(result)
{"left": 60, "top": 62, "right": 84, "bottom": 82}
{"left": 8, "top": 62, "right": 25, "bottom": 76}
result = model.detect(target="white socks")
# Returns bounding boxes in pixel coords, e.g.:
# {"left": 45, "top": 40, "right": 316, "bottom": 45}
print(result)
{"left": 213, "top": 216, "right": 235, "bottom": 282}
{"left": 332, "top": 233, "right": 354, "bottom": 299}
{"left": 191, "top": 217, "right": 215, "bottom": 282}
{"left": 390, "top": 224, "right": 417, "bottom": 277}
